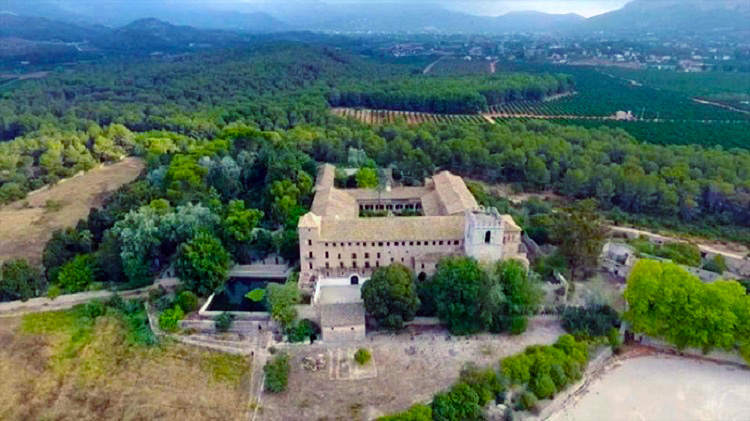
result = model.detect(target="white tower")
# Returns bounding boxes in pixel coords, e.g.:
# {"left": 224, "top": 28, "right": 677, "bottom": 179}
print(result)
{"left": 463, "top": 207, "right": 505, "bottom": 263}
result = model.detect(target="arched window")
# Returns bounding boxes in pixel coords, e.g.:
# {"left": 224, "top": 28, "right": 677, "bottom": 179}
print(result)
{"left": 350, "top": 275, "right": 360, "bottom": 285}
{"left": 418, "top": 272, "right": 427, "bottom": 282}
{"left": 485, "top": 231, "right": 491, "bottom": 244}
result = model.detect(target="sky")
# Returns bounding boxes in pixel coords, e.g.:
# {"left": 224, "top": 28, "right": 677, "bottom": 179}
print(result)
{"left": 249, "top": 0, "right": 633, "bottom": 18}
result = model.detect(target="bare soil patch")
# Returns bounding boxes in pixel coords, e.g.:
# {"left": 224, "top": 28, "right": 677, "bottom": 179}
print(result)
{"left": 0, "top": 157, "right": 144, "bottom": 265}
{"left": 259, "top": 318, "right": 564, "bottom": 420}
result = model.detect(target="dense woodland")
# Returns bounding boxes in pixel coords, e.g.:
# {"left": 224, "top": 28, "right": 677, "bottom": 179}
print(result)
{"left": 2, "top": 42, "right": 750, "bottom": 303}
{"left": 327, "top": 73, "right": 575, "bottom": 113}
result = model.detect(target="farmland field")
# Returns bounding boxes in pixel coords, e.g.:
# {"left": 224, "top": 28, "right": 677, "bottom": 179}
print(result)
{"left": 424, "top": 58, "right": 495, "bottom": 75}
{"left": 501, "top": 62, "right": 750, "bottom": 122}
{"left": 544, "top": 119, "right": 750, "bottom": 149}
{"left": 602, "top": 67, "right": 750, "bottom": 112}
{"left": 0, "top": 157, "right": 144, "bottom": 265}
{"left": 331, "top": 107, "right": 488, "bottom": 125}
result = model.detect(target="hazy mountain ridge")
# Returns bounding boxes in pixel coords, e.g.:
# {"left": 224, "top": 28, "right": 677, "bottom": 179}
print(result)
{"left": 0, "top": 0, "right": 747, "bottom": 39}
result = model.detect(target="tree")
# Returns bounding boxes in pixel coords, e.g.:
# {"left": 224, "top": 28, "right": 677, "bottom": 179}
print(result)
{"left": 380, "top": 404, "right": 432, "bottom": 421}
{"left": 431, "top": 382, "right": 482, "bottom": 421}
{"left": 266, "top": 282, "right": 301, "bottom": 329}
{"left": 431, "top": 257, "right": 488, "bottom": 335}
{"left": 361, "top": 264, "right": 420, "bottom": 329}
{"left": 551, "top": 199, "right": 608, "bottom": 278}
{"left": 0, "top": 259, "right": 45, "bottom": 302}
{"left": 355, "top": 167, "right": 378, "bottom": 188}
{"left": 493, "top": 260, "right": 544, "bottom": 334}
{"left": 625, "top": 259, "right": 750, "bottom": 360}
{"left": 57, "top": 254, "right": 97, "bottom": 293}
{"left": 176, "top": 232, "right": 231, "bottom": 297}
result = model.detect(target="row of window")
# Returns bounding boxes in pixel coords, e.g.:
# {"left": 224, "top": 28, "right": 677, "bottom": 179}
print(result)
{"left": 359, "top": 203, "right": 422, "bottom": 211}
{"left": 310, "top": 239, "right": 461, "bottom": 248}
{"left": 308, "top": 256, "right": 432, "bottom": 271}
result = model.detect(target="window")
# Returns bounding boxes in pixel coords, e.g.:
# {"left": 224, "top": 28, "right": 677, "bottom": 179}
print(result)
{"left": 402, "top": 242, "right": 406, "bottom": 246}
{"left": 378, "top": 242, "right": 383, "bottom": 246}
{"left": 340, "top": 262, "right": 344, "bottom": 268}
{"left": 376, "top": 261, "right": 380, "bottom": 267}
{"left": 325, "top": 262, "right": 330, "bottom": 269}
{"left": 308, "top": 239, "right": 312, "bottom": 246}
{"left": 485, "top": 231, "right": 491, "bottom": 244}
{"left": 439, "top": 241, "right": 444, "bottom": 245}
{"left": 352, "top": 253, "right": 357, "bottom": 259}
{"left": 421, "top": 263, "right": 425, "bottom": 269}
{"left": 410, "top": 242, "right": 414, "bottom": 246}
{"left": 365, "top": 262, "right": 370, "bottom": 268}
{"left": 391, "top": 258, "right": 394, "bottom": 263}
{"left": 417, "top": 241, "right": 421, "bottom": 246}
{"left": 325, "top": 251, "right": 329, "bottom": 259}
{"left": 386, "top": 242, "right": 390, "bottom": 246}
{"left": 353, "top": 261, "right": 358, "bottom": 268}
{"left": 377, "top": 252, "right": 381, "bottom": 258}
{"left": 454, "top": 240, "right": 460, "bottom": 245}
{"left": 309, "top": 263, "right": 313, "bottom": 269}
{"left": 309, "top": 251, "right": 313, "bottom": 259}
{"left": 365, "top": 253, "right": 370, "bottom": 259}
{"left": 338, "top": 254, "right": 341, "bottom": 259}
{"left": 325, "top": 242, "right": 328, "bottom": 247}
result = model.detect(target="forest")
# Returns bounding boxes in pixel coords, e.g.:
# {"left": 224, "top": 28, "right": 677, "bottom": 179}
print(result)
{"left": 326, "top": 73, "right": 575, "bottom": 114}
{"left": 2, "top": 42, "right": 750, "bottom": 303}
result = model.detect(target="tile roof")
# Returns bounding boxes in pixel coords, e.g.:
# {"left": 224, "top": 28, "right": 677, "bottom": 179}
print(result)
{"left": 320, "top": 303, "right": 366, "bottom": 327}
{"left": 319, "top": 215, "right": 465, "bottom": 242}
{"left": 432, "top": 171, "right": 479, "bottom": 215}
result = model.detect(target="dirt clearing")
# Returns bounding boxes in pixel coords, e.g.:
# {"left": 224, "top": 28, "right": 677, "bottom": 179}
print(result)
{"left": 0, "top": 310, "right": 251, "bottom": 421}
{"left": 258, "top": 318, "right": 564, "bottom": 420}
{"left": 548, "top": 354, "right": 750, "bottom": 421}
{"left": 0, "top": 157, "right": 144, "bottom": 265}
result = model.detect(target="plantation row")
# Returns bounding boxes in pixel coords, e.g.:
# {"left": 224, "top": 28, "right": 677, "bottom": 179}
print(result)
{"left": 544, "top": 119, "right": 750, "bottom": 150}
{"left": 502, "top": 62, "right": 750, "bottom": 122}
{"left": 425, "top": 59, "right": 494, "bottom": 75}
{"left": 331, "top": 107, "right": 487, "bottom": 125}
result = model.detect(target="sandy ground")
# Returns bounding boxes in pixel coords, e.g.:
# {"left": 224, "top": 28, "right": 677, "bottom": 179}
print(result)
{"left": 549, "top": 354, "right": 750, "bottom": 421}
{"left": 258, "top": 318, "right": 564, "bottom": 421}
{"left": 0, "top": 157, "right": 144, "bottom": 265}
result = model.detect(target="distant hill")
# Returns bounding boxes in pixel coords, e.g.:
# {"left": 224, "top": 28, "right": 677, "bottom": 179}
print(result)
{"left": 0, "top": 14, "right": 105, "bottom": 42}
{"left": 583, "top": 0, "right": 750, "bottom": 35}
{"left": 92, "top": 18, "right": 252, "bottom": 52}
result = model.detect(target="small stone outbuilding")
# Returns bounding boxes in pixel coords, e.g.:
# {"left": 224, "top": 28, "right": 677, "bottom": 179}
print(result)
{"left": 320, "top": 303, "right": 366, "bottom": 343}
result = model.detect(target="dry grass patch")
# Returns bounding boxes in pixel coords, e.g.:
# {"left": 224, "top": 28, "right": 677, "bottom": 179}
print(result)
{"left": 0, "top": 157, "right": 144, "bottom": 265}
{"left": 0, "top": 309, "right": 251, "bottom": 421}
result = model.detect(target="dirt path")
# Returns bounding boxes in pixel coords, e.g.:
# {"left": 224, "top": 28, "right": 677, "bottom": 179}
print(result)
{"left": 422, "top": 58, "right": 442, "bottom": 74}
{"left": 0, "top": 278, "right": 179, "bottom": 318}
{"left": 693, "top": 97, "right": 750, "bottom": 115}
{"left": 608, "top": 225, "right": 749, "bottom": 259}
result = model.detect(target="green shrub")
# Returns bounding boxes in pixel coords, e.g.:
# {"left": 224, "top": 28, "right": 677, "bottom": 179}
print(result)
{"left": 57, "top": 254, "right": 97, "bottom": 293}
{"left": 159, "top": 305, "right": 184, "bottom": 332}
{"left": 549, "top": 364, "right": 567, "bottom": 389}
{"left": 354, "top": 348, "right": 372, "bottom": 365}
{"left": 459, "top": 362, "right": 505, "bottom": 406}
{"left": 47, "top": 285, "right": 61, "bottom": 300}
{"left": 431, "top": 383, "right": 481, "bottom": 421}
{"left": 702, "top": 255, "right": 727, "bottom": 274}
{"left": 286, "top": 319, "right": 317, "bottom": 343}
{"left": 379, "top": 404, "right": 432, "bottom": 421}
{"left": 264, "top": 353, "right": 289, "bottom": 393}
{"left": 561, "top": 304, "right": 620, "bottom": 337}
{"left": 518, "top": 391, "right": 538, "bottom": 411}
{"left": 214, "top": 312, "right": 234, "bottom": 332}
{"left": 175, "top": 290, "right": 200, "bottom": 313}
{"left": 608, "top": 328, "right": 622, "bottom": 352}
{"left": 531, "top": 374, "right": 556, "bottom": 400}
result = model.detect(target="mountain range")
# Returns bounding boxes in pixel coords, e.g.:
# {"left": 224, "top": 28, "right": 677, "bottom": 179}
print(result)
{"left": 0, "top": 0, "right": 747, "bottom": 53}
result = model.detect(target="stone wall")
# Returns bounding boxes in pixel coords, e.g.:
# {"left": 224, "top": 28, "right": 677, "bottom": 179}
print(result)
{"left": 322, "top": 324, "right": 366, "bottom": 343}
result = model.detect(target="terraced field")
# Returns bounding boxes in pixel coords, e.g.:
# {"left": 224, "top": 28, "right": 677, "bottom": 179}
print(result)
{"left": 331, "top": 107, "right": 488, "bottom": 125}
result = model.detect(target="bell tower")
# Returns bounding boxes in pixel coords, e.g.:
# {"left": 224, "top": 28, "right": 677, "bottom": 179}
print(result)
{"left": 464, "top": 207, "right": 505, "bottom": 263}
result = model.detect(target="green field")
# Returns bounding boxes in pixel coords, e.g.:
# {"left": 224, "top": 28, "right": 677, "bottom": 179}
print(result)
{"left": 499, "top": 63, "right": 750, "bottom": 121}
